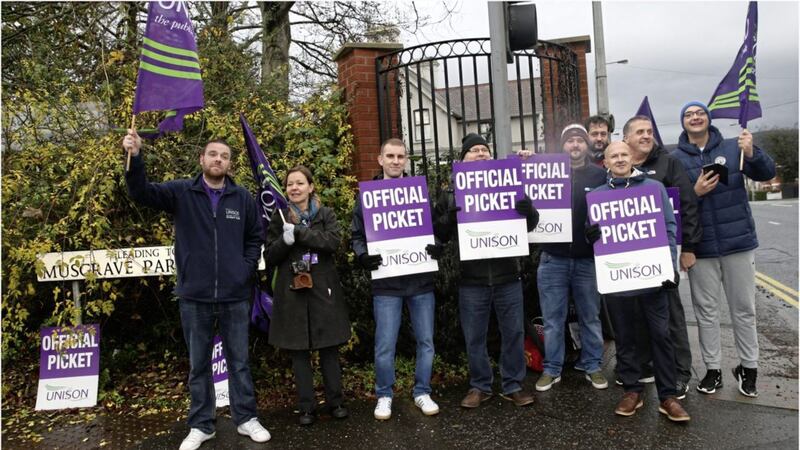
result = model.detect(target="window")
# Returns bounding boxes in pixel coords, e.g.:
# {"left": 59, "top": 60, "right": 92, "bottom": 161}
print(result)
{"left": 413, "top": 109, "right": 431, "bottom": 142}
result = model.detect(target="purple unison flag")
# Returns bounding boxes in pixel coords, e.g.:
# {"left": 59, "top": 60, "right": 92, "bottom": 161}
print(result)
{"left": 240, "top": 114, "right": 288, "bottom": 239}
{"left": 635, "top": 96, "right": 664, "bottom": 148}
{"left": 359, "top": 177, "right": 433, "bottom": 242}
{"left": 133, "top": 1, "right": 204, "bottom": 134}
{"left": 453, "top": 158, "right": 525, "bottom": 224}
{"left": 39, "top": 324, "right": 101, "bottom": 380}
{"left": 708, "top": 1, "right": 761, "bottom": 128}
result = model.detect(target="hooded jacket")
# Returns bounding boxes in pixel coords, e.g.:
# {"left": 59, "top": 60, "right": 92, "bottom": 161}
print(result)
{"left": 637, "top": 145, "right": 702, "bottom": 253}
{"left": 540, "top": 161, "right": 607, "bottom": 258}
{"left": 126, "top": 153, "right": 263, "bottom": 303}
{"left": 671, "top": 125, "right": 776, "bottom": 258}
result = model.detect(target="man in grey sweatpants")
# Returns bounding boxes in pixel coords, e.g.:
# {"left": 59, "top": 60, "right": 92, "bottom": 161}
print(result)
{"left": 671, "top": 101, "right": 776, "bottom": 398}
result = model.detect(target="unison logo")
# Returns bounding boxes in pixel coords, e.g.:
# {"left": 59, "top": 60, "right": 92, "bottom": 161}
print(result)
{"left": 605, "top": 261, "right": 663, "bottom": 281}
{"left": 465, "top": 230, "right": 519, "bottom": 249}
{"left": 44, "top": 384, "right": 90, "bottom": 402}
{"left": 535, "top": 222, "right": 563, "bottom": 235}
{"left": 381, "top": 249, "right": 429, "bottom": 266}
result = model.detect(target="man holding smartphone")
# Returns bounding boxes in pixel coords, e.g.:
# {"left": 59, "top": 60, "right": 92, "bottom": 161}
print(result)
{"left": 671, "top": 101, "right": 776, "bottom": 398}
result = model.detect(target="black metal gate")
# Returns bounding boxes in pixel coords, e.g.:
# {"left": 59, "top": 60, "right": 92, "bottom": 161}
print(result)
{"left": 375, "top": 38, "right": 581, "bottom": 178}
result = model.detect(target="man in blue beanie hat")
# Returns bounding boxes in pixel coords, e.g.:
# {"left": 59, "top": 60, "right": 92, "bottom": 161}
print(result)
{"left": 671, "top": 101, "right": 776, "bottom": 398}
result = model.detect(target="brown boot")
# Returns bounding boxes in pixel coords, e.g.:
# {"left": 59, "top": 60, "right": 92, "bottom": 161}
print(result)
{"left": 460, "top": 388, "right": 492, "bottom": 408}
{"left": 501, "top": 390, "right": 534, "bottom": 407}
{"left": 659, "top": 397, "right": 691, "bottom": 422}
{"left": 614, "top": 392, "right": 643, "bottom": 416}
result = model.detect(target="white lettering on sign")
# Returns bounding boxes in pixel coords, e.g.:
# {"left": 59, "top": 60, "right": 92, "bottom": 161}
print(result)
{"left": 362, "top": 186, "right": 427, "bottom": 209}
{"left": 588, "top": 195, "right": 661, "bottom": 222}
{"left": 454, "top": 168, "right": 520, "bottom": 190}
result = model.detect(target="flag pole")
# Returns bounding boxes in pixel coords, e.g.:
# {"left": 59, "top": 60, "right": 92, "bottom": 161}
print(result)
{"left": 126, "top": 114, "right": 136, "bottom": 172}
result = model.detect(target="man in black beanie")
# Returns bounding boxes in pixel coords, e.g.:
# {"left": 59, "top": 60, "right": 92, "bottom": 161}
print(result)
{"left": 433, "top": 132, "right": 539, "bottom": 409}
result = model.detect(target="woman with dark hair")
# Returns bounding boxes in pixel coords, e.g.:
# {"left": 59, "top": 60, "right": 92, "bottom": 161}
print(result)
{"left": 264, "top": 165, "right": 351, "bottom": 426}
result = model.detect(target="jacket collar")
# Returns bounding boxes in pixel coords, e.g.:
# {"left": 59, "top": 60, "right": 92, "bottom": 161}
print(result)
{"left": 678, "top": 125, "right": 723, "bottom": 155}
{"left": 191, "top": 172, "right": 237, "bottom": 193}
{"left": 606, "top": 167, "right": 646, "bottom": 189}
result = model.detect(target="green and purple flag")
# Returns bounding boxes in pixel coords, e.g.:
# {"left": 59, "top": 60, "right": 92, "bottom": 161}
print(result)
{"left": 708, "top": 1, "right": 761, "bottom": 128}
{"left": 635, "top": 96, "right": 663, "bottom": 148}
{"left": 133, "top": 1, "right": 204, "bottom": 134}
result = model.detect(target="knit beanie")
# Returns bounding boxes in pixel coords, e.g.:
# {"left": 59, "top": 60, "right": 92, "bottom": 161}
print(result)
{"left": 560, "top": 124, "right": 589, "bottom": 149}
{"left": 680, "top": 101, "right": 711, "bottom": 130}
{"left": 460, "top": 133, "right": 489, "bottom": 160}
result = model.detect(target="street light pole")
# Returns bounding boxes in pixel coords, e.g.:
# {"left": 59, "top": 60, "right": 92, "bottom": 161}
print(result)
{"left": 592, "top": 1, "right": 610, "bottom": 118}
{"left": 488, "top": 2, "right": 512, "bottom": 157}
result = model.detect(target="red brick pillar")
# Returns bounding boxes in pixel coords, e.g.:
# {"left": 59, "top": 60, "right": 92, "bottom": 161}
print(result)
{"left": 334, "top": 43, "right": 403, "bottom": 181}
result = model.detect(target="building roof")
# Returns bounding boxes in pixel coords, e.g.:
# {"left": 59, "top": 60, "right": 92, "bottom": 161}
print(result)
{"left": 435, "top": 78, "right": 543, "bottom": 122}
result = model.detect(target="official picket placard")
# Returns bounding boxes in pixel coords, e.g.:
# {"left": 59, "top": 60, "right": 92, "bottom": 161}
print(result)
{"left": 37, "top": 246, "right": 176, "bottom": 282}
{"left": 518, "top": 153, "right": 572, "bottom": 243}
{"left": 587, "top": 184, "right": 673, "bottom": 294}
{"left": 212, "top": 336, "right": 229, "bottom": 407}
{"left": 359, "top": 176, "right": 438, "bottom": 279}
{"left": 36, "top": 324, "right": 100, "bottom": 410}
{"left": 453, "top": 158, "right": 528, "bottom": 260}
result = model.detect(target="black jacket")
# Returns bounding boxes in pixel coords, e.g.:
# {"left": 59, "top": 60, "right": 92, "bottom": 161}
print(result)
{"left": 433, "top": 188, "right": 538, "bottom": 286}
{"left": 264, "top": 205, "right": 351, "bottom": 350}
{"left": 125, "top": 153, "right": 263, "bottom": 302}
{"left": 540, "top": 162, "right": 606, "bottom": 258}
{"left": 638, "top": 145, "right": 702, "bottom": 253}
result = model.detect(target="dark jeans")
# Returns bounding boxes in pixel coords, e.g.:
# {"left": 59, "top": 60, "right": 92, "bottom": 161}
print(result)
{"left": 179, "top": 299, "right": 258, "bottom": 433}
{"left": 290, "top": 346, "right": 343, "bottom": 413}
{"left": 633, "top": 289, "right": 693, "bottom": 383}
{"left": 607, "top": 291, "right": 677, "bottom": 401}
{"left": 459, "top": 281, "right": 526, "bottom": 395}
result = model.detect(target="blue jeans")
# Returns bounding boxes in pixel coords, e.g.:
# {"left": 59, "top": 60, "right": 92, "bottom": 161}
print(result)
{"left": 373, "top": 292, "right": 435, "bottom": 398}
{"left": 459, "top": 281, "right": 526, "bottom": 395}
{"left": 537, "top": 252, "right": 604, "bottom": 376}
{"left": 179, "top": 299, "right": 258, "bottom": 433}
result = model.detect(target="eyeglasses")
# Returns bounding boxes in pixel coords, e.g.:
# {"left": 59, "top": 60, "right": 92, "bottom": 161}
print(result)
{"left": 468, "top": 147, "right": 492, "bottom": 154}
{"left": 683, "top": 110, "right": 707, "bottom": 119}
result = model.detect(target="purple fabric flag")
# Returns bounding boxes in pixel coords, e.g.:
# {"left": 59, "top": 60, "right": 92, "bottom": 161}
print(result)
{"left": 708, "top": 1, "right": 761, "bottom": 128}
{"left": 635, "top": 96, "right": 664, "bottom": 148}
{"left": 133, "top": 1, "right": 204, "bottom": 135}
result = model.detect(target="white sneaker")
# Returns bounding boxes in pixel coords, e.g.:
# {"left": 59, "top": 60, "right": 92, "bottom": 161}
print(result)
{"left": 414, "top": 394, "right": 440, "bottom": 416}
{"left": 236, "top": 418, "right": 271, "bottom": 443}
{"left": 374, "top": 397, "right": 392, "bottom": 420}
{"left": 179, "top": 428, "right": 215, "bottom": 450}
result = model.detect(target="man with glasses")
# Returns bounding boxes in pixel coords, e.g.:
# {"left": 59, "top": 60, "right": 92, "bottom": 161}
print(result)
{"left": 671, "top": 101, "right": 775, "bottom": 398}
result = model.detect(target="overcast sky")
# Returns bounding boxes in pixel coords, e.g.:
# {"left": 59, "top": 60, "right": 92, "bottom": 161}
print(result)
{"left": 399, "top": 0, "right": 799, "bottom": 144}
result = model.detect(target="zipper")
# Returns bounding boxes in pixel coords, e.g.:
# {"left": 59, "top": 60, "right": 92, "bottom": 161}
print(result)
{"left": 213, "top": 205, "right": 218, "bottom": 301}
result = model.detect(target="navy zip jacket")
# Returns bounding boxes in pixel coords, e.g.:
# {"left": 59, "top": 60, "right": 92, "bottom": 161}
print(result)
{"left": 540, "top": 161, "right": 607, "bottom": 258}
{"left": 672, "top": 126, "right": 775, "bottom": 258}
{"left": 126, "top": 153, "right": 263, "bottom": 302}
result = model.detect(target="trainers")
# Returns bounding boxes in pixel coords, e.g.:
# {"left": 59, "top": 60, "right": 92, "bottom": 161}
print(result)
{"left": 374, "top": 397, "right": 392, "bottom": 420}
{"left": 676, "top": 380, "right": 689, "bottom": 400}
{"left": 659, "top": 397, "right": 691, "bottom": 422}
{"left": 614, "top": 392, "right": 643, "bottom": 417}
{"left": 179, "top": 429, "right": 215, "bottom": 450}
{"left": 696, "top": 369, "right": 723, "bottom": 394}
{"left": 236, "top": 418, "right": 271, "bottom": 443}
{"left": 460, "top": 388, "right": 492, "bottom": 408}
{"left": 586, "top": 371, "right": 609, "bottom": 389}
{"left": 414, "top": 394, "right": 440, "bottom": 415}
{"left": 732, "top": 365, "right": 759, "bottom": 397}
{"left": 500, "top": 390, "right": 534, "bottom": 407}
{"left": 535, "top": 374, "right": 561, "bottom": 392}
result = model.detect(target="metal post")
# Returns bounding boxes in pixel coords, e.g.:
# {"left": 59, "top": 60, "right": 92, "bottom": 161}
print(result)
{"left": 592, "top": 1, "right": 609, "bottom": 116}
{"left": 488, "top": 2, "right": 512, "bottom": 158}
{"left": 72, "top": 280, "right": 82, "bottom": 325}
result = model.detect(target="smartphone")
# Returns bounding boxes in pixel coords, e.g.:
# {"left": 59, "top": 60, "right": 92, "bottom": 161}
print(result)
{"left": 702, "top": 163, "right": 728, "bottom": 185}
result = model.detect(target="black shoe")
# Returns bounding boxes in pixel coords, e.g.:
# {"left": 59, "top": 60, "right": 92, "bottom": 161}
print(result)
{"left": 676, "top": 380, "right": 689, "bottom": 400}
{"left": 732, "top": 365, "right": 759, "bottom": 398}
{"left": 298, "top": 412, "right": 315, "bottom": 426}
{"left": 696, "top": 369, "right": 723, "bottom": 394}
{"left": 331, "top": 405, "right": 349, "bottom": 419}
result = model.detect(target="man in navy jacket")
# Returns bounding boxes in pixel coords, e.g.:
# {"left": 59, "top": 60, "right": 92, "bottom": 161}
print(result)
{"left": 123, "top": 130, "right": 269, "bottom": 450}
{"left": 671, "top": 101, "right": 776, "bottom": 398}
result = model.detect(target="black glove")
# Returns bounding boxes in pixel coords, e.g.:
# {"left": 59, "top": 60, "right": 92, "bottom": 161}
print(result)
{"left": 358, "top": 253, "right": 383, "bottom": 271}
{"left": 662, "top": 270, "right": 680, "bottom": 290}
{"left": 514, "top": 196, "right": 534, "bottom": 218}
{"left": 447, "top": 205, "right": 461, "bottom": 223}
{"left": 585, "top": 223, "right": 602, "bottom": 244}
{"left": 425, "top": 243, "right": 444, "bottom": 260}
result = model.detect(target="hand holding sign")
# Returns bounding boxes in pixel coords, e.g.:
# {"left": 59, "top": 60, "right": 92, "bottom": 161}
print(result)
{"left": 358, "top": 253, "right": 383, "bottom": 271}
{"left": 425, "top": 243, "right": 445, "bottom": 260}
{"left": 585, "top": 223, "right": 602, "bottom": 244}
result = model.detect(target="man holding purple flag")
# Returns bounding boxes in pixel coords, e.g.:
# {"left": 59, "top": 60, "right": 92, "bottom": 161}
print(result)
{"left": 351, "top": 138, "right": 441, "bottom": 420}
{"left": 132, "top": 1, "right": 204, "bottom": 135}
{"left": 123, "top": 132, "right": 270, "bottom": 449}
{"left": 587, "top": 141, "right": 689, "bottom": 422}
{"left": 434, "top": 133, "right": 538, "bottom": 409}
{"left": 672, "top": 101, "right": 775, "bottom": 398}
{"left": 621, "top": 114, "right": 702, "bottom": 397}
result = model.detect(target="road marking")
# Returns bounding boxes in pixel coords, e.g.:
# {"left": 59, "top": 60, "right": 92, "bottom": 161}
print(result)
{"left": 768, "top": 221, "right": 781, "bottom": 225}
{"left": 755, "top": 272, "right": 799, "bottom": 308}
{"left": 770, "top": 203, "right": 794, "bottom": 208}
